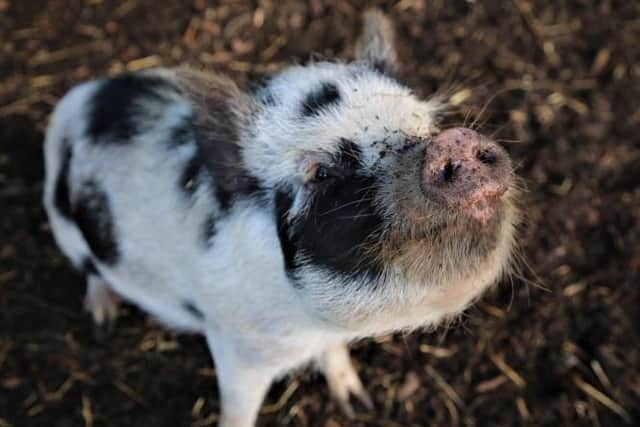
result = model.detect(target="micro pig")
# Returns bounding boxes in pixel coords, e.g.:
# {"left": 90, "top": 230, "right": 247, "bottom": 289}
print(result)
{"left": 43, "top": 10, "right": 519, "bottom": 427}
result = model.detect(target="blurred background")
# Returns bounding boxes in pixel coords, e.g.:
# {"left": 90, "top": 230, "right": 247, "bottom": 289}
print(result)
{"left": 1, "top": 0, "right": 638, "bottom": 426}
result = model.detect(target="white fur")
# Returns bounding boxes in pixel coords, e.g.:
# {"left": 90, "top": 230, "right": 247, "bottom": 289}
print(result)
{"left": 43, "top": 81, "right": 100, "bottom": 269}
{"left": 246, "top": 63, "right": 441, "bottom": 187}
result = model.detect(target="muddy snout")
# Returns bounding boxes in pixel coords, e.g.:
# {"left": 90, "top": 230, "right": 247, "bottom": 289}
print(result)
{"left": 421, "top": 127, "right": 512, "bottom": 223}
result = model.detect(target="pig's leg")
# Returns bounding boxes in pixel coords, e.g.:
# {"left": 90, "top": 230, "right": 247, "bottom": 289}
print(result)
{"left": 205, "top": 332, "right": 276, "bottom": 427}
{"left": 317, "top": 342, "right": 374, "bottom": 418}
{"left": 84, "top": 275, "right": 120, "bottom": 326}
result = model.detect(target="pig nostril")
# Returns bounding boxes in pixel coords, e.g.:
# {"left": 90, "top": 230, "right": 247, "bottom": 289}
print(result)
{"left": 439, "top": 159, "right": 459, "bottom": 183}
{"left": 477, "top": 149, "right": 497, "bottom": 165}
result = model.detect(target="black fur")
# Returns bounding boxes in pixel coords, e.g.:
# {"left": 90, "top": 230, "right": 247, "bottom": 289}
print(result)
{"left": 275, "top": 188, "right": 297, "bottom": 272}
{"left": 190, "top": 123, "right": 259, "bottom": 211}
{"left": 215, "top": 185, "right": 234, "bottom": 211}
{"left": 171, "top": 108, "right": 259, "bottom": 209}
{"left": 275, "top": 142, "right": 385, "bottom": 284}
{"left": 372, "top": 60, "right": 389, "bottom": 75}
{"left": 83, "top": 257, "right": 99, "bottom": 275}
{"left": 73, "top": 181, "right": 120, "bottom": 265}
{"left": 336, "top": 139, "right": 363, "bottom": 170}
{"left": 183, "top": 300, "right": 205, "bottom": 320}
{"left": 302, "top": 82, "right": 341, "bottom": 116}
{"left": 195, "top": 139, "right": 260, "bottom": 211}
{"left": 174, "top": 69, "right": 261, "bottom": 213}
{"left": 179, "top": 154, "right": 204, "bottom": 197}
{"left": 296, "top": 175, "right": 384, "bottom": 281}
{"left": 88, "top": 74, "right": 178, "bottom": 141}
{"left": 53, "top": 139, "right": 73, "bottom": 219}
{"left": 167, "top": 116, "right": 194, "bottom": 148}
{"left": 202, "top": 214, "right": 217, "bottom": 247}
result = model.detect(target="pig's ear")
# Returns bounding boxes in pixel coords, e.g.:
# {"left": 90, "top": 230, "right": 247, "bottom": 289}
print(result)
{"left": 355, "top": 9, "right": 399, "bottom": 75}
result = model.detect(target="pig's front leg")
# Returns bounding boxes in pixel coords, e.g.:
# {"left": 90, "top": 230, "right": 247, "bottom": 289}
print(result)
{"left": 205, "top": 332, "right": 279, "bottom": 427}
{"left": 317, "top": 342, "right": 374, "bottom": 418}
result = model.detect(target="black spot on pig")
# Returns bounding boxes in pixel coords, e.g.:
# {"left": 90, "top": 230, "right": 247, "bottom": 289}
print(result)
{"left": 54, "top": 139, "right": 73, "bottom": 219}
{"left": 193, "top": 137, "right": 260, "bottom": 211}
{"left": 83, "top": 257, "right": 99, "bottom": 276}
{"left": 202, "top": 214, "right": 217, "bottom": 247}
{"left": 275, "top": 188, "right": 297, "bottom": 273}
{"left": 183, "top": 300, "right": 205, "bottom": 320}
{"left": 167, "top": 116, "right": 194, "bottom": 148}
{"left": 336, "top": 139, "right": 363, "bottom": 170}
{"left": 179, "top": 144, "right": 260, "bottom": 212}
{"left": 275, "top": 142, "right": 385, "bottom": 285}
{"left": 175, "top": 69, "right": 261, "bottom": 212}
{"left": 302, "top": 82, "right": 341, "bottom": 116}
{"left": 299, "top": 175, "right": 384, "bottom": 282}
{"left": 88, "top": 74, "right": 179, "bottom": 142}
{"left": 73, "top": 181, "right": 119, "bottom": 265}
{"left": 371, "top": 60, "right": 389, "bottom": 75}
{"left": 179, "top": 154, "right": 204, "bottom": 197}
{"left": 216, "top": 186, "right": 233, "bottom": 211}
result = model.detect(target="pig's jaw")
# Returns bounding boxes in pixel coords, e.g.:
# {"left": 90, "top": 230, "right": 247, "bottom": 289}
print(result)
{"left": 289, "top": 189, "right": 519, "bottom": 336}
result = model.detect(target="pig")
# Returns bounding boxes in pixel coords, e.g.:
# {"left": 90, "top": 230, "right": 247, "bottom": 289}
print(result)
{"left": 43, "top": 10, "right": 519, "bottom": 427}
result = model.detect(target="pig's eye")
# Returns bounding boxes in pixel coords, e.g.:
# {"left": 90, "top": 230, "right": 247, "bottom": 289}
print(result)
{"left": 314, "top": 165, "right": 330, "bottom": 181}
{"left": 305, "top": 163, "right": 345, "bottom": 184}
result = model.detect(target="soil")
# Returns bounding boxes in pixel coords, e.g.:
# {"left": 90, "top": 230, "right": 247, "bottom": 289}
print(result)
{"left": 1, "top": 1, "right": 639, "bottom": 426}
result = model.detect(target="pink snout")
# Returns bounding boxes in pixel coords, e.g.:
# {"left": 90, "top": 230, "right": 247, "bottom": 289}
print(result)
{"left": 421, "top": 128, "right": 512, "bottom": 223}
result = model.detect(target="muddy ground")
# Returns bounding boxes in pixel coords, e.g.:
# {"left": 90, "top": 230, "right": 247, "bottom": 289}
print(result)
{"left": 1, "top": 0, "right": 639, "bottom": 426}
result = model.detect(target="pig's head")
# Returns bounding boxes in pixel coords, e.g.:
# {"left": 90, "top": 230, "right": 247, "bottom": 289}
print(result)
{"left": 242, "top": 11, "right": 520, "bottom": 334}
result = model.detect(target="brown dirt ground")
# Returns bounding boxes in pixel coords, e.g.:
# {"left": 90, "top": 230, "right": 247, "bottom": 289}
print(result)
{"left": 1, "top": 0, "right": 639, "bottom": 426}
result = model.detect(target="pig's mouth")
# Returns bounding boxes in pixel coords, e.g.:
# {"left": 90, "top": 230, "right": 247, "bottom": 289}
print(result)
{"left": 395, "top": 197, "right": 508, "bottom": 254}
{"left": 378, "top": 190, "right": 517, "bottom": 290}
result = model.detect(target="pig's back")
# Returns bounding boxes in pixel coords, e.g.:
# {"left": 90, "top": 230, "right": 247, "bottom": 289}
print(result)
{"left": 43, "top": 71, "right": 225, "bottom": 330}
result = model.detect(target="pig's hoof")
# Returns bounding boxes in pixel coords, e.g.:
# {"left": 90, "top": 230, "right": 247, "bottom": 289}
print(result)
{"left": 84, "top": 276, "right": 120, "bottom": 329}
{"left": 326, "top": 362, "right": 374, "bottom": 418}
{"left": 320, "top": 344, "right": 374, "bottom": 418}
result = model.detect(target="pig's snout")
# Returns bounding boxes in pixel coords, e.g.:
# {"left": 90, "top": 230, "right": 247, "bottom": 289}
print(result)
{"left": 421, "top": 127, "right": 511, "bottom": 223}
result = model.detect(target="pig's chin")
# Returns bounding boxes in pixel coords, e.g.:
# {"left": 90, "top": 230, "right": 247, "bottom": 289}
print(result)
{"left": 386, "top": 198, "right": 512, "bottom": 287}
{"left": 443, "top": 200, "right": 506, "bottom": 247}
